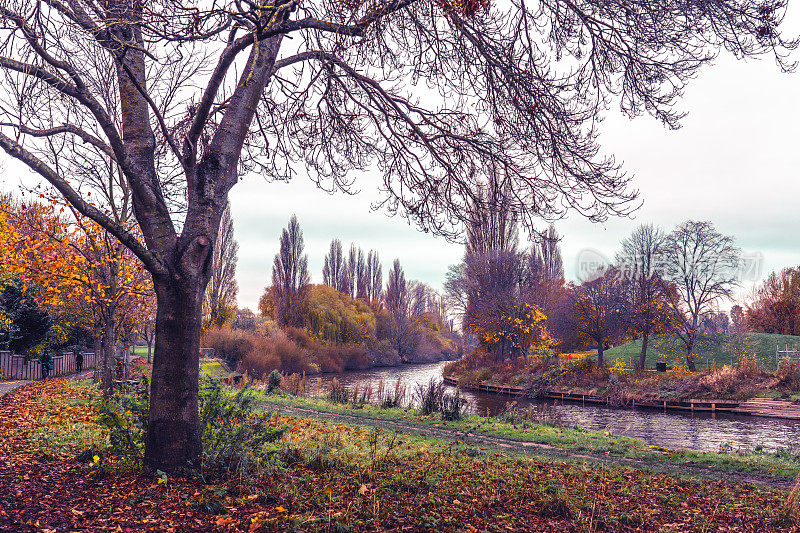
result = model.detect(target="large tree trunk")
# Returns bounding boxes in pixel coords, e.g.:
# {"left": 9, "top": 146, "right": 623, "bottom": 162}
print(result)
{"left": 597, "top": 340, "right": 605, "bottom": 367}
{"left": 143, "top": 274, "right": 205, "bottom": 474}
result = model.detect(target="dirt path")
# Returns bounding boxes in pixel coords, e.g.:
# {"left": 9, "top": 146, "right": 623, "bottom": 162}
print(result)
{"left": 260, "top": 400, "right": 797, "bottom": 490}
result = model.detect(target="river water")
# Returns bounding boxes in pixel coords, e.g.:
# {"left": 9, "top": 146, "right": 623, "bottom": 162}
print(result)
{"left": 310, "top": 362, "right": 800, "bottom": 453}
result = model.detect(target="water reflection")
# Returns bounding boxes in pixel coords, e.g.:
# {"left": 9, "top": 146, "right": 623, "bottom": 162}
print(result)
{"left": 311, "top": 362, "right": 800, "bottom": 453}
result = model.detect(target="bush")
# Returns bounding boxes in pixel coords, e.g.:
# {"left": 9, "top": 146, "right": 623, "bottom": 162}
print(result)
{"left": 267, "top": 370, "right": 282, "bottom": 393}
{"left": 202, "top": 326, "right": 255, "bottom": 367}
{"left": 377, "top": 377, "right": 406, "bottom": 408}
{"left": 415, "top": 378, "right": 445, "bottom": 416}
{"left": 96, "top": 377, "right": 288, "bottom": 482}
{"left": 239, "top": 329, "right": 313, "bottom": 377}
{"left": 96, "top": 378, "right": 150, "bottom": 466}
{"left": 281, "top": 372, "right": 307, "bottom": 396}
{"left": 199, "top": 378, "right": 286, "bottom": 482}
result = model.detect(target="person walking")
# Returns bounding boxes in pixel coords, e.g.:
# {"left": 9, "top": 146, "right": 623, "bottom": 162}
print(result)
{"left": 75, "top": 350, "right": 84, "bottom": 374}
{"left": 40, "top": 351, "right": 53, "bottom": 380}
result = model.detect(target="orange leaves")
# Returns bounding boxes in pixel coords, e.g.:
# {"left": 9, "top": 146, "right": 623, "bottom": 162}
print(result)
{"left": 1, "top": 193, "right": 155, "bottom": 333}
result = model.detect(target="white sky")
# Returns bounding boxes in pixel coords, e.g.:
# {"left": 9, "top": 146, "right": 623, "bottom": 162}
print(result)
{"left": 230, "top": 10, "right": 800, "bottom": 310}
{"left": 2, "top": 8, "right": 799, "bottom": 312}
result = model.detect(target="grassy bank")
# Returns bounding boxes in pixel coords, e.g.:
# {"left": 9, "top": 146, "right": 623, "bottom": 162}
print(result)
{"left": 256, "top": 391, "right": 800, "bottom": 483}
{"left": 606, "top": 332, "right": 800, "bottom": 370}
{"left": 3, "top": 378, "right": 799, "bottom": 532}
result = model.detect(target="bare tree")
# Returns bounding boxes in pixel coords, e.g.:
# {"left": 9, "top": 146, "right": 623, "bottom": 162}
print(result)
{"left": 661, "top": 221, "right": 740, "bottom": 371}
{"left": 345, "top": 244, "right": 357, "bottom": 298}
{"left": 533, "top": 225, "right": 564, "bottom": 284}
{"left": 271, "top": 215, "right": 309, "bottom": 327}
{"left": 355, "top": 248, "right": 368, "bottom": 300}
{"left": 0, "top": 0, "right": 791, "bottom": 472}
{"left": 386, "top": 259, "right": 414, "bottom": 358}
{"left": 367, "top": 251, "right": 383, "bottom": 304}
{"left": 322, "top": 239, "right": 344, "bottom": 288}
{"left": 204, "top": 203, "right": 238, "bottom": 329}
{"left": 616, "top": 224, "right": 667, "bottom": 369}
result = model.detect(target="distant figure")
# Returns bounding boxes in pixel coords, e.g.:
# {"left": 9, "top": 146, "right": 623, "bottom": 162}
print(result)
{"left": 75, "top": 351, "right": 84, "bottom": 374}
{"left": 40, "top": 352, "right": 53, "bottom": 380}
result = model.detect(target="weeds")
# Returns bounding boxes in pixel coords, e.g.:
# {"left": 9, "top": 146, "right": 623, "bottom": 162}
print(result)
{"left": 328, "top": 377, "right": 349, "bottom": 404}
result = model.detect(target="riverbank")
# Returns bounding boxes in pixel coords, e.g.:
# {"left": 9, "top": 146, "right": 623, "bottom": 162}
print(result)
{"left": 2, "top": 379, "right": 798, "bottom": 531}
{"left": 443, "top": 375, "right": 800, "bottom": 420}
{"left": 443, "top": 351, "right": 800, "bottom": 412}
{"left": 256, "top": 392, "right": 800, "bottom": 485}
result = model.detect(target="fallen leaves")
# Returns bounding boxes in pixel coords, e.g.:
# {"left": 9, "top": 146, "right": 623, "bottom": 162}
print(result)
{"left": 0, "top": 379, "right": 795, "bottom": 532}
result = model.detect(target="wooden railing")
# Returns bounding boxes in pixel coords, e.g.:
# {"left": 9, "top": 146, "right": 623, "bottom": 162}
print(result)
{"left": 0, "top": 350, "right": 96, "bottom": 381}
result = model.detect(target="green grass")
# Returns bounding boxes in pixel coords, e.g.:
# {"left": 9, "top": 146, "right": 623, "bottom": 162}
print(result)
{"left": 256, "top": 392, "right": 800, "bottom": 481}
{"left": 131, "top": 345, "right": 151, "bottom": 357}
{"left": 606, "top": 332, "right": 800, "bottom": 370}
{"left": 199, "top": 358, "right": 230, "bottom": 379}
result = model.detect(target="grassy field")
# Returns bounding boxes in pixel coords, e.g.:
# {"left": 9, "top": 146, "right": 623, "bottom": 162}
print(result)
{"left": 606, "top": 332, "right": 800, "bottom": 370}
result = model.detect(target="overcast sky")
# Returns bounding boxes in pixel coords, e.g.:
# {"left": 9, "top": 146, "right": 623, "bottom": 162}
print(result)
{"left": 2, "top": 9, "right": 799, "bottom": 312}
{"left": 229, "top": 12, "right": 800, "bottom": 310}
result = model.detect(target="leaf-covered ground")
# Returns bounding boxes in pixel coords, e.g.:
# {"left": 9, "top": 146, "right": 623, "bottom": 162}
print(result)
{"left": 0, "top": 379, "right": 797, "bottom": 532}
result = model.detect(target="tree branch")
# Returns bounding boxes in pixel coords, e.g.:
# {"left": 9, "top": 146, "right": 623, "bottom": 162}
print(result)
{"left": 0, "top": 122, "right": 115, "bottom": 160}
{"left": 0, "top": 131, "right": 166, "bottom": 277}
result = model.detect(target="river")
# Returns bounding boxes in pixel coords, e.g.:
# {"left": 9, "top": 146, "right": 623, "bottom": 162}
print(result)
{"left": 310, "top": 361, "right": 800, "bottom": 453}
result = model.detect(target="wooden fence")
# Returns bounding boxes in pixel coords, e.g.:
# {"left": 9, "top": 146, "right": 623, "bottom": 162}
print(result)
{"left": 0, "top": 350, "right": 97, "bottom": 381}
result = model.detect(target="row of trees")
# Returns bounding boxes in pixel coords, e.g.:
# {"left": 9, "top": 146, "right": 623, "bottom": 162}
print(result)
{"left": 322, "top": 240, "right": 383, "bottom": 303}
{"left": 261, "top": 216, "right": 457, "bottom": 363}
{"left": 442, "top": 187, "right": 748, "bottom": 374}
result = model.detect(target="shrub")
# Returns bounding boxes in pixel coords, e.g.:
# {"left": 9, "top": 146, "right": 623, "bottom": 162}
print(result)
{"left": 202, "top": 326, "right": 255, "bottom": 366}
{"left": 198, "top": 378, "right": 286, "bottom": 482}
{"left": 96, "top": 377, "right": 288, "bottom": 482}
{"left": 240, "top": 330, "right": 313, "bottom": 377}
{"left": 267, "top": 370, "right": 282, "bottom": 393}
{"left": 96, "top": 378, "right": 150, "bottom": 465}
{"left": 281, "top": 372, "right": 307, "bottom": 396}
{"left": 377, "top": 377, "right": 406, "bottom": 409}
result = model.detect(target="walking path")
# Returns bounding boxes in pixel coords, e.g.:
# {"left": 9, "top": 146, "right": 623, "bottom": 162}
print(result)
{"left": 0, "top": 369, "right": 96, "bottom": 397}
